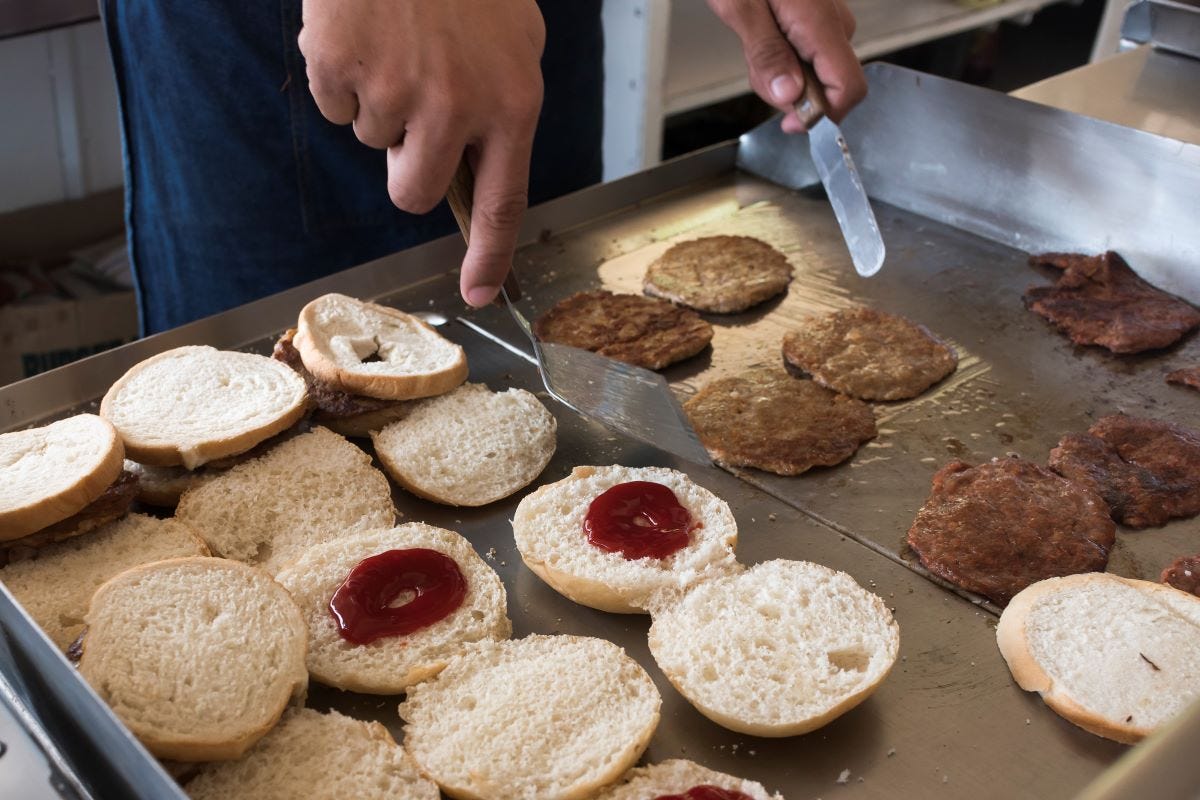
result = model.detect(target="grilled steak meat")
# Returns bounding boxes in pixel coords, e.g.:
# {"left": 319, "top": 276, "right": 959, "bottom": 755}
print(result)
{"left": 1024, "top": 251, "right": 1200, "bottom": 354}
{"left": 907, "top": 457, "right": 1115, "bottom": 605}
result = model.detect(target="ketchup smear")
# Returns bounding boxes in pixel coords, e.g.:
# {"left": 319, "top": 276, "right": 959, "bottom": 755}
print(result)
{"left": 329, "top": 548, "right": 467, "bottom": 645}
{"left": 654, "top": 786, "right": 755, "bottom": 800}
{"left": 583, "top": 481, "right": 696, "bottom": 560}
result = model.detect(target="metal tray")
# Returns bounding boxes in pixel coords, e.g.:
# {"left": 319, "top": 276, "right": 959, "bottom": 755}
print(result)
{"left": 2, "top": 64, "right": 1199, "bottom": 799}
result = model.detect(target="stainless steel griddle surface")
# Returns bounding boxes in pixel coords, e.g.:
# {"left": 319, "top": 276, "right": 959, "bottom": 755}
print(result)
{"left": 473, "top": 180, "right": 1200, "bottom": 612}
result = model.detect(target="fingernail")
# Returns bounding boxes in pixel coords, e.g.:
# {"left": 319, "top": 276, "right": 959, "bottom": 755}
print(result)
{"left": 466, "top": 285, "right": 500, "bottom": 308}
{"left": 770, "top": 74, "right": 798, "bottom": 103}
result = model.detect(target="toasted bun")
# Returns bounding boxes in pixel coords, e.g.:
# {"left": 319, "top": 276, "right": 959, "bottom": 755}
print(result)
{"left": 0, "top": 514, "right": 208, "bottom": 650}
{"left": 648, "top": 560, "right": 899, "bottom": 737}
{"left": 399, "top": 635, "right": 661, "bottom": 800}
{"left": 295, "top": 294, "right": 467, "bottom": 400}
{"left": 275, "top": 524, "right": 511, "bottom": 694}
{"left": 0, "top": 414, "right": 124, "bottom": 541}
{"left": 512, "top": 465, "right": 740, "bottom": 613}
{"left": 100, "top": 346, "right": 308, "bottom": 469}
{"left": 185, "top": 707, "right": 439, "bottom": 800}
{"left": 996, "top": 573, "right": 1200, "bottom": 744}
{"left": 78, "top": 557, "right": 308, "bottom": 762}
{"left": 595, "top": 759, "right": 782, "bottom": 800}
{"left": 176, "top": 427, "right": 395, "bottom": 574}
{"left": 372, "top": 383, "right": 556, "bottom": 506}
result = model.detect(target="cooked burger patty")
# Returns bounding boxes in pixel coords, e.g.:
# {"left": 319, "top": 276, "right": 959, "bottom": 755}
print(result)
{"left": 1162, "top": 554, "right": 1200, "bottom": 597}
{"left": 682, "top": 367, "right": 876, "bottom": 475}
{"left": 907, "top": 457, "right": 1115, "bottom": 605}
{"left": 532, "top": 290, "right": 713, "bottom": 370}
{"left": 1087, "top": 415, "right": 1200, "bottom": 525}
{"left": 781, "top": 307, "right": 958, "bottom": 401}
{"left": 273, "top": 329, "right": 393, "bottom": 419}
{"left": 2, "top": 470, "right": 139, "bottom": 560}
{"left": 1166, "top": 366, "right": 1200, "bottom": 392}
{"left": 1024, "top": 251, "right": 1200, "bottom": 354}
{"left": 643, "top": 235, "right": 793, "bottom": 313}
{"left": 1048, "top": 415, "right": 1200, "bottom": 528}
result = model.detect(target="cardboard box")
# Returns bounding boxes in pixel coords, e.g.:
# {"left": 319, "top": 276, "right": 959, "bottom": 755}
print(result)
{"left": 0, "top": 290, "right": 137, "bottom": 386}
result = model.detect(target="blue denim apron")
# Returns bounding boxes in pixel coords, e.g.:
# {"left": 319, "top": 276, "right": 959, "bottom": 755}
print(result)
{"left": 102, "top": 1, "right": 603, "bottom": 334}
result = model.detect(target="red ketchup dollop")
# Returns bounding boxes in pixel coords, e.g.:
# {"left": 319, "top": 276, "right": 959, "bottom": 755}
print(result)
{"left": 583, "top": 481, "right": 696, "bottom": 560}
{"left": 654, "top": 787, "right": 755, "bottom": 800}
{"left": 329, "top": 548, "right": 467, "bottom": 645}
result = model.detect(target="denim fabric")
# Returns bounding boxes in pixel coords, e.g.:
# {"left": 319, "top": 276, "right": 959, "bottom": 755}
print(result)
{"left": 102, "top": 1, "right": 603, "bottom": 334}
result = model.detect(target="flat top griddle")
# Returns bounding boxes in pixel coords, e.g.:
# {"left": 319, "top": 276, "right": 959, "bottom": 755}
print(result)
{"left": 2, "top": 64, "right": 1199, "bottom": 799}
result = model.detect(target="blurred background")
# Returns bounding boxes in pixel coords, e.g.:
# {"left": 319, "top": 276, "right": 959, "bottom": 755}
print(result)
{"left": 0, "top": 0, "right": 1119, "bottom": 384}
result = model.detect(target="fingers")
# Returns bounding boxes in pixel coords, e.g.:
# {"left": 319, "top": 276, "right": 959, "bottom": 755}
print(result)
{"left": 771, "top": 0, "right": 866, "bottom": 123}
{"left": 459, "top": 131, "right": 535, "bottom": 308}
{"left": 708, "top": 0, "right": 805, "bottom": 110}
{"left": 304, "top": 66, "right": 359, "bottom": 125}
{"left": 831, "top": 0, "right": 856, "bottom": 38}
{"left": 386, "top": 124, "right": 468, "bottom": 214}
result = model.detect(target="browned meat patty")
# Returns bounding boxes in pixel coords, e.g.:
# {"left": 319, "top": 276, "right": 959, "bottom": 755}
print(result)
{"left": 532, "top": 290, "right": 713, "bottom": 370}
{"left": 1, "top": 471, "right": 139, "bottom": 561}
{"left": 781, "top": 307, "right": 958, "bottom": 401}
{"left": 1090, "top": 414, "right": 1200, "bottom": 522}
{"left": 907, "top": 457, "right": 1115, "bottom": 606}
{"left": 1167, "top": 366, "right": 1200, "bottom": 392}
{"left": 682, "top": 367, "right": 875, "bottom": 475}
{"left": 1162, "top": 554, "right": 1200, "bottom": 597}
{"left": 643, "top": 235, "right": 793, "bottom": 314}
{"left": 1024, "top": 251, "right": 1200, "bottom": 354}
{"left": 273, "top": 329, "right": 394, "bottom": 419}
{"left": 1048, "top": 415, "right": 1200, "bottom": 528}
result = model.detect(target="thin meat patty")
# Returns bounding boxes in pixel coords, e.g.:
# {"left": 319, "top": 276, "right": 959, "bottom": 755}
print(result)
{"left": 1024, "top": 251, "right": 1200, "bottom": 353}
{"left": 1162, "top": 554, "right": 1200, "bottom": 597}
{"left": 273, "top": 329, "right": 393, "bottom": 419}
{"left": 1049, "top": 414, "right": 1200, "bottom": 528}
{"left": 682, "top": 367, "right": 875, "bottom": 475}
{"left": 533, "top": 290, "right": 713, "bottom": 370}
{"left": 907, "top": 457, "right": 1115, "bottom": 606}
{"left": 1166, "top": 366, "right": 1200, "bottom": 392}
{"left": 643, "top": 235, "right": 793, "bottom": 313}
{"left": 1048, "top": 433, "right": 1174, "bottom": 528}
{"left": 781, "top": 307, "right": 958, "bottom": 401}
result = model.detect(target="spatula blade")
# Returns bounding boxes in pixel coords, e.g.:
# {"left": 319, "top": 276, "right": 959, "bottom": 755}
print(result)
{"left": 808, "top": 116, "right": 886, "bottom": 277}
{"left": 536, "top": 342, "right": 711, "bottom": 465}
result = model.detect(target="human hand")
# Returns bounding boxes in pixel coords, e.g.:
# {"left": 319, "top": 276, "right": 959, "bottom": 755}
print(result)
{"left": 708, "top": 0, "right": 866, "bottom": 132}
{"left": 299, "top": 0, "right": 546, "bottom": 307}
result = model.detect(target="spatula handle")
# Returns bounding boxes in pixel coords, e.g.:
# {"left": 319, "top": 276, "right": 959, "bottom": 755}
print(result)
{"left": 446, "top": 158, "right": 523, "bottom": 302}
{"left": 795, "top": 59, "right": 830, "bottom": 130}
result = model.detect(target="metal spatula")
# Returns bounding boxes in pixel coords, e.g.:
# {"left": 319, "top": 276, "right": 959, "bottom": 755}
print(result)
{"left": 445, "top": 161, "right": 710, "bottom": 465}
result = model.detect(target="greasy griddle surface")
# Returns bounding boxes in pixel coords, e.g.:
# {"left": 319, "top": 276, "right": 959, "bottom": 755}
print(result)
{"left": 503, "top": 189, "right": 1200, "bottom": 608}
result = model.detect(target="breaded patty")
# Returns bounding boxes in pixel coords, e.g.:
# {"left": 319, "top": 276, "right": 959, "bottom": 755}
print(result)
{"left": 532, "top": 290, "right": 713, "bottom": 370}
{"left": 781, "top": 307, "right": 958, "bottom": 401}
{"left": 643, "top": 235, "right": 793, "bottom": 313}
{"left": 1024, "top": 251, "right": 1200, "bottom": 354}
{"left": 682, "top": 367, "right": 875, "bottom": 475}
{"left": 907, "top": 457, "right": 1115, "bottom": 605}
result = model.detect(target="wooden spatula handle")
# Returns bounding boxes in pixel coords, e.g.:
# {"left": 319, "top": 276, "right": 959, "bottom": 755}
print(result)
{"left": 795, "top": 59, "right": 829, "bottom": 131}
{"left": 446, "top": 158, "right": 523, "bottom": 302}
